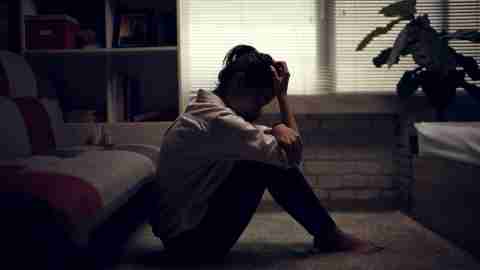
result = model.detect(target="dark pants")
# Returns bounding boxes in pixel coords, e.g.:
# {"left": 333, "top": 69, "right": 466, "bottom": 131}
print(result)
{"left": 163, "top": 160, "right": 339, "bottom": 262}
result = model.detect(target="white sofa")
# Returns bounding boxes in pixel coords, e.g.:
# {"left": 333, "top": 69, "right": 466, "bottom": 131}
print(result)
{"left": 411, "top": 122, "right": 480, "bottom": 259}
{"left": 0, "top": 50, "right": 162, "bottom": 248}
{"left": 415, "top": 122, "right": 480, "bottom": 165}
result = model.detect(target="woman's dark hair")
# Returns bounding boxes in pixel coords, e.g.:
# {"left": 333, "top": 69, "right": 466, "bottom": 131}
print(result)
{"left": 214, "top": 45, "right": 274, "bottom": 98}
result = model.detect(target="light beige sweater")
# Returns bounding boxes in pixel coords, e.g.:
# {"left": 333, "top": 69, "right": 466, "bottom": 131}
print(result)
{"left": 150, "top": 89, "right": 301, "bottom": 241}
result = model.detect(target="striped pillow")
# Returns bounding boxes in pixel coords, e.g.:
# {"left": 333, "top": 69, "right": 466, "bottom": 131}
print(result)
{"left": 13, "top": 97, "right": 56, "bottom": 155}
{"left": 0, "top": 96, "right": 64, "bottom": 160}
{"left": 39, "top": 98, "right": 68, "bottom": 148}
{"left": 0, "top": 97, "right": 32, "bottom": 159}
{"left": 0, "top": 63, "right": 10, "bottom": 97}
{"left": 0, "top": 51, "right": 37, "bottom": 98}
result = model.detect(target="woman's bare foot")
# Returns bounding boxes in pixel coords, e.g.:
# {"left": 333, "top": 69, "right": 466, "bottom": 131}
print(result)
{"left": 334, "top": 231, "right": 384, "bottom": 254}
{"left": 312, "top": 230, "right": 384, "bottom": 255}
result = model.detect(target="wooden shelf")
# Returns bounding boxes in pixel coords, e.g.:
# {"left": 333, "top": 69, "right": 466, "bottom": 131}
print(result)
{"left": 19, "top": 0, "right": 180, "bottom": 122}
{"left": 25, "top": 46, "right": 177, "bottom": 56}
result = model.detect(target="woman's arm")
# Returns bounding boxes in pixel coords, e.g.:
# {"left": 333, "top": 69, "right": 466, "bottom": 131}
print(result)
{"left": 271, "top": 61, "right": 303, "bottom": 164}
{"left": 273, "top": 61, "right": 298, "bottom": 132}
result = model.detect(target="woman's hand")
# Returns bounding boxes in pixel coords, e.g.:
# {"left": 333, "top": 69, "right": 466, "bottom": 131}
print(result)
{"left": 271, "top": 61, "right": 290, "bottom": 97}
{"left": 272, "top": 123, "right": 302, "bottom": 164}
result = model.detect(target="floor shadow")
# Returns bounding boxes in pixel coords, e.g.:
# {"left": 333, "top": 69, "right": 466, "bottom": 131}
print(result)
{"left": 120, "top": 242, "right": 314, "bottom": 269}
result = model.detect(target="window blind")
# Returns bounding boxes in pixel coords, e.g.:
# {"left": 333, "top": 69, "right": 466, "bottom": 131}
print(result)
{"left": 447, "top": 0, "right": 480, "bottom": 85}
{"left": 179, "top": 0, "right": 332, "bottom": 101}
{"left": 180, "top": 0, "right": 479, "bottom": 104}
{"left": 336, "top": 0, "right": 479, "bottom": 93}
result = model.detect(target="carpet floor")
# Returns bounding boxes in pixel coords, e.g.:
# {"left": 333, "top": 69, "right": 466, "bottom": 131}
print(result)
{"left": 106, "top": 210, "right": 479, "bottom": 270}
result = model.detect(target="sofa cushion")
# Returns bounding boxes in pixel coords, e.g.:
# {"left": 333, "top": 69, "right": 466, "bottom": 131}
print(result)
{"left": 0, "top": 51, "right": 37, "bottom": 98}
{"left": 0, "top": 97, "right": 32, "bottom": 160}
{"left": 1, "top": 150, "right": 156, "bottom": 244}
{"left": 3, "top": 170, "right": 103, "bottom": 227}
{"left": 39, "top": 98, "right": 69, "bottom": 148}
{"left": 0, "top": 96, "right": 66, "bottom": 159}
{"left": 14, "top": 97, "right": 56, "bottom": 155}
{"left": 6, "top": 149, "right": 155, "bottom": 214}
{"left": 415, "top": 122, "right": 480, "bottom": 166}
{"left": 0, "top": 63, "right": 10, "bottom": 97}
{"left": 109, "top": 144, "right": 160, "bottom": 173}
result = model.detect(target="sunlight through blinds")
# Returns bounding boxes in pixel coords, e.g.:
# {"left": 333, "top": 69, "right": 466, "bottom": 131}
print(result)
{"left": 335, "top": 0, "right": 479, "bottom": 93}
{"left": 180, "top": 0, "right": 479, "bottom": 103}
{"left": 447, "top": 0, "right": 480, "bottom": 85}
{"left": 179, "top": 0, "right": 333, "bottom": 100}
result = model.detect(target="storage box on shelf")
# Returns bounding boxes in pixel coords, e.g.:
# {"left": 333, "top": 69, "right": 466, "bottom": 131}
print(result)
{"left": 25, "top": 15, "right": 80, "bottom": 50}
{"left": 20, "top": 0, "right": 180, "bottom": 122}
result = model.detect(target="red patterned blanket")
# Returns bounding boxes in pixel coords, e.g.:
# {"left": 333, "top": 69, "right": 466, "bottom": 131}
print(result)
{"left": 1, "top": 165, "right": 103, "bottom": 226}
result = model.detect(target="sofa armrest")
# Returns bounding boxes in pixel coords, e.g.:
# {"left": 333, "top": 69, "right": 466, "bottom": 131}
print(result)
{"left": 53, "top": 144, "right": 160, "bottom": 171}
{"left": 414, "top": 122, "right": 480, "bottom": 166}
{"left": 61, "top": 123, "right": 173, "bottom": 148}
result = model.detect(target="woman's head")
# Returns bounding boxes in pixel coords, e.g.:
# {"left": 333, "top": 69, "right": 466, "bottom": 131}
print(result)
{"left": 214, "top": 45, "right": 276, "bottom": 121}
